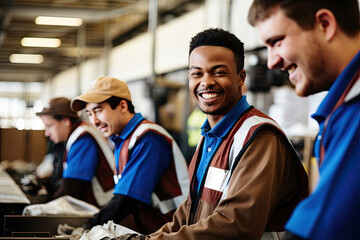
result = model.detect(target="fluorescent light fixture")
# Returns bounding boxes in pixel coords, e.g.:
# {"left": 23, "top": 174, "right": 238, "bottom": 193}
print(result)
{"left": 9, "top": 54, "right": 44, "bottom": 64}
{"left": 16, "top": 118, "right": 25, "bottom": 130}
{"left": 35, "top": 16, "right": 83, "bottom": 26}
{"left": 21, "top": 37, "right": 61, "bottom": 48}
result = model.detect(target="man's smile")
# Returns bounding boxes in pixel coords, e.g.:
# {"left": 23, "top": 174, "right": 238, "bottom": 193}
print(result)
{"left": 197, "top": 89, "right": 223, "bottom": 101}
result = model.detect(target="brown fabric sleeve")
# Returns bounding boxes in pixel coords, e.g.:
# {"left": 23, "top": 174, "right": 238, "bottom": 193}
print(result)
{"left": 150, "top": 198, "right": 189, "bottom": 237}
{"left": 147, "top": 129, "right": 307, "bottom": 240}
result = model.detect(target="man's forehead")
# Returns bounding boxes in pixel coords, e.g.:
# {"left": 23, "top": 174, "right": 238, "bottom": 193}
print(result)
{"left": 189, "top": 46, "right": 234, "bottom": 64}
{"left": 85, "top": 102, "right": 103, "bottom": 111}
{"left": 256, "top": 9, "right": 290, "bottom": 41}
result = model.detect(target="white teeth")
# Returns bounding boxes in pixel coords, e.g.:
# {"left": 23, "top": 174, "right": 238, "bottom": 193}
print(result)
{"left": 288, "top": 66, "right": 295, "bottom": 74}
{"left": 202, "top": 93, "right": 218, "bottom": 99}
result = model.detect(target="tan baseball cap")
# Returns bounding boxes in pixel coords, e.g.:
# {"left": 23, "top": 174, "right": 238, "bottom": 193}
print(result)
{"left": 37, "top": 97, "right": 79, "bottom": 119}
{"left": 71, "top": 76, "right": 132, "bottom": 111}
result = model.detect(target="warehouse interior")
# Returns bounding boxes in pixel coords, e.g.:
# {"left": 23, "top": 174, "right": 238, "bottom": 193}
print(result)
{"left": 0, "top": 0, "right": 322, "bottom": 163}
{"left": 1, "top": 0, "right": 353, "bottom": 238}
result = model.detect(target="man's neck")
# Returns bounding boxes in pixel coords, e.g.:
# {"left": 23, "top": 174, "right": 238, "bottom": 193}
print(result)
{"left": 331, "top": 32, "right": 360, "bottom": 77}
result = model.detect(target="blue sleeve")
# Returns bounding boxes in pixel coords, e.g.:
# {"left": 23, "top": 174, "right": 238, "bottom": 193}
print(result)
{"left": 286, "top": 101, "right": 360, "bottom": 240}
{"left": 113, "top": 131, "right": 171, "bottom": 204}
{"left": 63, "top": 133, "right": 99, "bottom": 182}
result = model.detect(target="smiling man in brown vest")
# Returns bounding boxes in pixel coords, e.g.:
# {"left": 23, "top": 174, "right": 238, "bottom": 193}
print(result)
{"left": 118, "top": 28, "right": 309, "bottom": 240}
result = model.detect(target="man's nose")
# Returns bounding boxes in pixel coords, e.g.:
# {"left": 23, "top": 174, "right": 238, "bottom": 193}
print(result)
{"left": 267, "top": 47, "right": 282, "bottom": 69}
{"left": 201, "top": 73, "right": 216, "bottom": 87}
{"left": 44, "top": 129, "right": 50, "bottom": 137}
{"left": 90, "top": 114, "right": 100, "bottom": 127}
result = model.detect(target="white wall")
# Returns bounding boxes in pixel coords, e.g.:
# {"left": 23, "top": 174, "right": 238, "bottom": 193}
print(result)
{"left": 46, "top": 0, "right": 260, "bottom": 98}
{"left": 38, "top": 0, "right": 332, "bottom": 133}
{"left": 155, "top": 8, "right": 205, "bottom": 73}
{"left": 231, "top": 0, "right": 264, "bottom": 49}
{"left": 39, "top": 0, "right": 269, "bottom": 120}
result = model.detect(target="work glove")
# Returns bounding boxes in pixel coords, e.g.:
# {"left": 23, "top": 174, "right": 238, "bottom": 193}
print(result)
{"left": 115, "top": 233, "right": 147, "bottom": 240}
{"left": 20, "top": 174, "right": 41, "bottom": 195}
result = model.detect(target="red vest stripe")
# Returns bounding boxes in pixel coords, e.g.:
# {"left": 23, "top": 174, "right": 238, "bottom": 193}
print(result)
{"left": 66, "top": 122, "right": 115, "bottom": 207}
{"left": 188, "top": 107, "right": 285, "bottom": 215}
{"left": 117, "top": 119, "right": 189, "bottom": 214}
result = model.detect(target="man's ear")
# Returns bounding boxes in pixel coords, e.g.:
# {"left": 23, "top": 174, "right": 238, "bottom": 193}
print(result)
{"left": 238, "top": 69, "right": 246, "bottom": 87}
{"left": 315, "top": 9, "right": 337, "bottom": 42}
{"left": 64, "top": 119, "right": 70, "bottom": 126}
{"left": 117, "top": 99, "right": 129, "bottom": 113}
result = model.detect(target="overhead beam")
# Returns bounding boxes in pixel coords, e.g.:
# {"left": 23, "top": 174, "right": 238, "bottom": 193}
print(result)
{"left": 9, "top": 0, "right": 150, "bottom": 23}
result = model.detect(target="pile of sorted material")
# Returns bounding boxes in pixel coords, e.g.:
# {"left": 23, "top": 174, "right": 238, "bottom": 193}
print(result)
{"left": 58, "top": 220, "right": 143, "bottom": 240}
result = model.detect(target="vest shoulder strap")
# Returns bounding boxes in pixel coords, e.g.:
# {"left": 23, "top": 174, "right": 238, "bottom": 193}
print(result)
{"left": 67, "top": 124, "right": 115, "bottom": 172}
{"left": 118, "top": 120, "right": 173, "bottom": 173}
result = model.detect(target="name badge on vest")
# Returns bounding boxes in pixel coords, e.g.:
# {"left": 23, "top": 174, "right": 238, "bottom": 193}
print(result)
{"left": 113, "top": 174, "right": 121, "bottom": 184}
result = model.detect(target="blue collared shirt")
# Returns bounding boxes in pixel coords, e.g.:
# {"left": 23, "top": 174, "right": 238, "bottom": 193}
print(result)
{"left": 111, "top": 112, "right": 144, "bottom": 173}
{"left": 195, "top": 96, "right": 251, "bottom": 193}
{"left": 286, "top": 51, "right": 360, "bottom": 239}
{"left": 64, "top": 132, "right": 99, "bottom": 181}
{"left": 110, "top": 113, "right": 171, "bottom": 204}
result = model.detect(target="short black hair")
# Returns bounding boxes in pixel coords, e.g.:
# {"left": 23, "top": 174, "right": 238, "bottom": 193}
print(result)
{"left": 105, "top": 96, "right": 135, "bottom": 113}
{"left": 189, "top": 28, "right": 245, "bottom": 73}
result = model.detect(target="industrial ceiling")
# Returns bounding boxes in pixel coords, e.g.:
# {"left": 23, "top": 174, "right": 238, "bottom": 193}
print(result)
{"left": 0, "top": 0, "right": 202, "bottom": 83}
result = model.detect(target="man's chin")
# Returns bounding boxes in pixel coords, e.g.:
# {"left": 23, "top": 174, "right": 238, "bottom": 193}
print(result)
{"left": 295, "top": 84, "right": 312, "bottom": 97}
{"left": 102, "top": 132, "right": 110, "bottom": 137}
{"left": 200, "top": 111, "right": 223, "bottom": 116}
{"left": 99, "top": 129, "right": 109, "bottom": 137}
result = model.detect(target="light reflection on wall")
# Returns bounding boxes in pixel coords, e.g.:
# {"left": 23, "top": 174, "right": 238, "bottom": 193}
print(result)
{"left": 0, "top": 82, "right": 44, "bottom": 130}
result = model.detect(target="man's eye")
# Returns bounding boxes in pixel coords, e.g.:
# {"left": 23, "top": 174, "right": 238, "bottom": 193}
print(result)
{"left": 274, "top": 40, "right": 281, "bottom": 47}
{"left": 190, "top": 72, "right": 202, "bottom": 77}
{"left": 270, "top": 37, "right": 284, "bottom": 47}
{"left": 269, "top": 40, "right": 278, "bottom": 47}
{"left": 215, "top": 71, "right": 226, "bottom": 76}
{"left": 94, "top": 109, "right": 102, "bottom": 114}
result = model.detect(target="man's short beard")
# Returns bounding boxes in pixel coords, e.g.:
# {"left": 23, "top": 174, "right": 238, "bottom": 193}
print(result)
{"left": 199, "top": 107, "right": 221, "bottom": 116}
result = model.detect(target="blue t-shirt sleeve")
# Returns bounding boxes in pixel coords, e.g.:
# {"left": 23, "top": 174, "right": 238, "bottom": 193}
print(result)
{"left": 113, "top": 131, "right": 171, "bottom": 204}
{"left": 63, "top": 133, "right": 99, "bottom": 182}
{"left": 286, "top": 102, "right": 360, "bottom": 240}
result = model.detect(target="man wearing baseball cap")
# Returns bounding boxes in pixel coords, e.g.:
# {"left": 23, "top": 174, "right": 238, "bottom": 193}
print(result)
{"left": 36, "top": 97, "right": 115, "bottom": 208}
{"left": 71, "top": 77, "right": 189, "bottom": 234}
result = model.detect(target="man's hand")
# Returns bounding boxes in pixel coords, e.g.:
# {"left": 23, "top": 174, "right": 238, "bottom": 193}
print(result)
{"left": 116, "top": 233, "right": 147, "bottom": 240}
{"left": 20, "top": 174, "right": 41, "bottom": 195}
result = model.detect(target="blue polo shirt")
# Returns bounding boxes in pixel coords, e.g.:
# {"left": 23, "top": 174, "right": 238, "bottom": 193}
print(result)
{"left": 111, "top": 113, "right": 171, "bottom": 204}
{"left": 195, "top": 96, "right": 251, "bottom": 193}
{"left": 63, "top": 133, "right": 99, "bottom": 181}
{"left": 286, "top": 51, "right": 360, "bottom": 239}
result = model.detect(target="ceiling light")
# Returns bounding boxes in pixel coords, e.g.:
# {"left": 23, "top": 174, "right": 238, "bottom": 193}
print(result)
{"left": 35, "top": 16, "right": 83, "bottom": 26}
{"left": 21, "top": 37, "right": 61, "bottom": 48}
{"left": 9, "top": 54, "right": 44, "bottom": 64}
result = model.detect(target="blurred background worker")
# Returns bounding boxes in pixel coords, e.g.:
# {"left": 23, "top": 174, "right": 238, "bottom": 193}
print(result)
{"left": 21, "top": 139, "right": 65, "bottom": 200}
{"left": 39, "top": 140, "right": 66, "bottom": 197}
{"left": 36, "top": 97, "right": 115, "bottom": 208}
{"left": 71, "top": 77, "right": 189, "bottom": 234}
